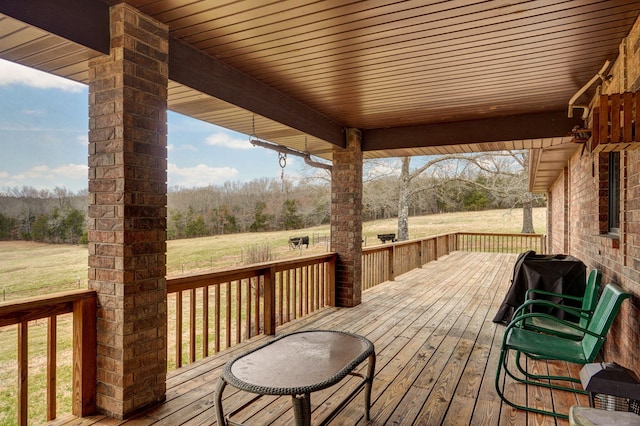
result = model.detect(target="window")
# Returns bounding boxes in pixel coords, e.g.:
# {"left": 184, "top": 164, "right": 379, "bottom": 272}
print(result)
{"left": 607, "top": 151, "right": 620, "bottom": 234}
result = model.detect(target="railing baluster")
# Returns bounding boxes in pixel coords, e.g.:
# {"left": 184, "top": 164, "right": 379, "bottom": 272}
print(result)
{"left": 175, "top": 291, "right": 182, "bottom": 368}
{"left": 202, "top": 286, "right": 209, "bottom": 358}
{"left": 253, "top": 277, "right": 260, "bottom": 337}
{"left": 47, "top": 316, "right": 57, "bottom": 421}
{"left": 214, "top": 285, "right": 220, "bottom": 353}
{"left": 294, "top": 268, "right": 300, "bottom": 319}
{"left": 277, "top": 270, "right": 283, "bottom": 326}
{"left": 285, "top": 270, "right": 291, "bottom": 323}
{"left": 18, "top": 321, "right": 28, "bottom": 426}
{"left": 225, "top": 282, "right": 231, "bottom": 350}
{"left": 235, "top": 281, "right": 241, "bottom": 345}
{"left": 266, "top": 267, "right": 277, "bottom": 335}
{"left": 244, "top": 278, "right": 250, "bottom": 338}
{"left": 189, "top": 288, "right": 196, "bottom": 363}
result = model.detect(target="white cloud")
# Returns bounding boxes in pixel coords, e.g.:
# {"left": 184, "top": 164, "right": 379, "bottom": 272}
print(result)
{"left": 168, "top": 163, "right": 239, "bottom": 188}
{"left": 0, "top": 164, "right": 88, "bottom": 191}
{"left": 205, "top": 133, "right": 251, "bottom": 150}
{"left": 169, "top": 143, "right": 197, "bottom": 152}
{"left": 25, "top": 164, "right": 88, "bottom": 180}
{"left": 0, "top": 59, "right": 85, "bottom": 92}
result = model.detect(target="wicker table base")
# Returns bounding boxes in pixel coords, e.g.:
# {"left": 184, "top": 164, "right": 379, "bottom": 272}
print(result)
{"left": 214, "top": 330, "right": 376, "bottom": 426}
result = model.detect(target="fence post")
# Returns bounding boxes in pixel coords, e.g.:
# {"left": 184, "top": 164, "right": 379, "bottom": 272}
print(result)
{"left": 72, "top": 295, "right": 96, "bottom": 416}
{"left": 328, "top": 255, "right": 336, "bottom": 306}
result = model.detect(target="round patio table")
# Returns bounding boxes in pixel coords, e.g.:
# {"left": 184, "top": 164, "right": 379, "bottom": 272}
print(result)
{"left": 214, "top": 330, "right": 376, "bottom": 426}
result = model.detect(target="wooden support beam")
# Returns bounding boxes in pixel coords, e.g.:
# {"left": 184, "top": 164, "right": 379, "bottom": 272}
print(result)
{"left": 362, "top": 110, "right": 583, "bottom": 152}
{"left": 169, "top": 38, "right": 345, "bottom": 148}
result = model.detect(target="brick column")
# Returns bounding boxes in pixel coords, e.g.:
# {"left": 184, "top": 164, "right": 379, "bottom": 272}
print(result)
{"left": 88, "top": 4, "right": 168, "bottom": 419}
{"left": 331, "top": 128, "right": 363, "bottom": 307}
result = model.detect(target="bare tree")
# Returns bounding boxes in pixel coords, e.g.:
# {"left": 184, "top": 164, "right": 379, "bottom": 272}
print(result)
{"left": 396, "top": 155, "right": 478, "bottom": 240}
{"left": 394, "top": 151, "right": 539, "bottom": 241}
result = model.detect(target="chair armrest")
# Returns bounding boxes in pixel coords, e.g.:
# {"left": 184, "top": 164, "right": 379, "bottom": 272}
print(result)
{"left": 524, "top": 288, "right": 584, "bottom": 302}
{"left": 506, "top": 312, "right": 605, "bottom": 340}
{"left": 511, "top": 299, "right": 586, "bottom": 322}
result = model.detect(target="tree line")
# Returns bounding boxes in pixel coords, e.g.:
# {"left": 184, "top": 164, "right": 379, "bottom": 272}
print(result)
{"left": 0, "top": 154, "right": 541, "bottom": 243}
{"left": 0, "top": 186, "right": 87, "bottom": 243}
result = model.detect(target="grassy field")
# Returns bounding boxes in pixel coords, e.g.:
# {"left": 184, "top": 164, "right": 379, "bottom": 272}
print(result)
{"left": 1, "top": 207, "right": 545, "bottom": 302}
{"left": 0, "top": 208, "right": 545, "bottom": 424}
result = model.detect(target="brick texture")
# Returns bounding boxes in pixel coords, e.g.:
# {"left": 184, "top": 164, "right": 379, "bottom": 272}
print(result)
{"left": 88, "top": 3, "right": 168, "bottom": 419}
{"left": 547, "top": 15, "right": 640, "bottom": 376}
{"left": 331, "top": 129, "right": 363, "bottom": 307}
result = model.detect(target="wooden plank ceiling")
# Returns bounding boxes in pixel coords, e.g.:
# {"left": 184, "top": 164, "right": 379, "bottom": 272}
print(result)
{"left": 1, "top": 0, "right": 639, "bottom": 170}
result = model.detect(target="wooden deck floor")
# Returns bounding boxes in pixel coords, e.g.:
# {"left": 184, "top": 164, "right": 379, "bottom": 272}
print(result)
{"left": 50, "top": 251, "right": 589, "bottom": 426}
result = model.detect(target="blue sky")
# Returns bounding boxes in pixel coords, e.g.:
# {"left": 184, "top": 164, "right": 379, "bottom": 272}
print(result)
{"left": 0, "top": 59, "right": 302, "bottom": 193}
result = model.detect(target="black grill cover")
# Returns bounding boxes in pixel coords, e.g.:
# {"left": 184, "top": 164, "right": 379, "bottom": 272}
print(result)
{"left": 493, "top": 251, "right": 586, "bottom": 325}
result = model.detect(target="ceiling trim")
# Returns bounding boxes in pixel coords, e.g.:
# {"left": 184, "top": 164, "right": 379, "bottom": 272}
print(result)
{"left": 0, "top": 0, "right": 110, "bottom": 55}
{"left": 362, "top": 111, "right": 583, "bottom": 152}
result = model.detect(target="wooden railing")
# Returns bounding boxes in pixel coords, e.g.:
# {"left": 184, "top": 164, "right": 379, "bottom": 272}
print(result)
{"left": 0, "top": 289, "right": 96, "bottom": 426}
{"left": 455, "top": 232, "right": 545, "bottom": 254}
{"left": 166, "top": 253, "right": 335, "bottom": 369}
{"left": 362, "top": 233, "right": 455, "bottom": 289}
{"left": 362, "top": 232, "right": 543, "bottom": 290}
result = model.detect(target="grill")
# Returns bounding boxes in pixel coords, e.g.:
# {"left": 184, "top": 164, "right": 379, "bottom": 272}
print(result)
{"left": 579, "top": 362, "right": 640, "bottom": 414}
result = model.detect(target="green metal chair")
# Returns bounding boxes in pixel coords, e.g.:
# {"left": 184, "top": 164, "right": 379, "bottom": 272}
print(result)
{"left": 511, "top": 269, "right": 602, "bottom": 339}
{"left": 494, "top": 283, "right": 631, "bottom": 419}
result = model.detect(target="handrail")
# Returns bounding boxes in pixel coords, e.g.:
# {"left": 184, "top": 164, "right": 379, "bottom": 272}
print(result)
{"left": 0, "top": 289, "right": 96, "bottom": 425}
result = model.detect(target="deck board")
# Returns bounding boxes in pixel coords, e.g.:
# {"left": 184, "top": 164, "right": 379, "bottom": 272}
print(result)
{"left": 50, "top": 251, "right": 591, "bottom": 426}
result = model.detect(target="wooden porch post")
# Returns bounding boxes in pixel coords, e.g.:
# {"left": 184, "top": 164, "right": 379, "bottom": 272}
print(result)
{"left": 331, "top": 128, "right": 363, "bottom": 307}
{"left": 88, "top": 4, "right": 168, "bottom": 419}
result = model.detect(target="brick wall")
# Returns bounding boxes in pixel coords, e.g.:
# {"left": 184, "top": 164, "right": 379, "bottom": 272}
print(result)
{"left": 547, "top": 168, "right": 568, "bottom": 253}
{"left": 88, "top": 4, "right": 168, "bottom": 419}
{"left": 331, "top": 128, "right": 363, "bottom": 307}
{"left": 547, "top": 15, "right": 640, "bottom": 375}
{"left": 565, "top": 149, "right": 640, "bottom": 376}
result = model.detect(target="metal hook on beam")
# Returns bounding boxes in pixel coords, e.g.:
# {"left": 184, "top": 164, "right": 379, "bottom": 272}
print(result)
{"left": 250, "top": 138, "right": 332, "bottom": 171}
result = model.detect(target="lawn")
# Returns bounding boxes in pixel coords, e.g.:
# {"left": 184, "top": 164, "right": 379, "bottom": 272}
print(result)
{"left": 1, "top": 208, "right": 544, "bottom": 302}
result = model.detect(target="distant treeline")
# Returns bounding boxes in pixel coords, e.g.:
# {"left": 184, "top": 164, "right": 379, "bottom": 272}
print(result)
{"left": 0, "top": 187, "right": 87, "bottom": 243}
{"left": 0, "top": 172, "right": 534, "bottom": 243}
